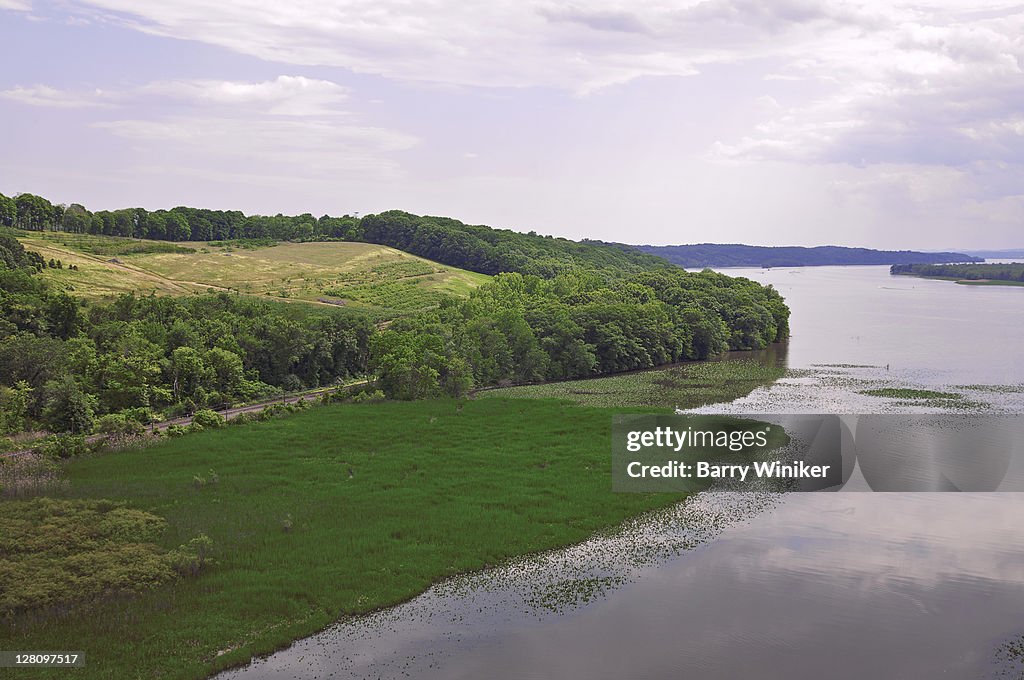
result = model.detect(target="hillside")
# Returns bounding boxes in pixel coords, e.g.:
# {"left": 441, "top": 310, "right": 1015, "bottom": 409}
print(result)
{"left": 2, "top": 191, "right": 669, "bottom": 279}
{"left": 635, "top": 243, "right": 981, "bottom": 268}
{"left": 15, "top": 232, "right": 490, "bottom": 318}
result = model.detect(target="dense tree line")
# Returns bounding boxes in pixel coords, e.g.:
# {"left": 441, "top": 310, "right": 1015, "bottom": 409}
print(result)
{"left": 370, "top": 269, "right": 789, "bottom": 400}
{"left": 638, "top": 243, "right": 981, "bottom": 268}
{"left": 1, "top": 231, "right": 373, "bottom": 437}
{"left": 0, "top": 191, "right": 664, "bottom": 278}
{"left": 891, "top": 262, "right": 1024, "bottom": 282}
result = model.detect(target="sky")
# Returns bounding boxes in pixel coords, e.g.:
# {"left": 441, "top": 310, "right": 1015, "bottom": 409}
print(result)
{"left": 1, "top": 1, "right": 1022, "bottom": 249}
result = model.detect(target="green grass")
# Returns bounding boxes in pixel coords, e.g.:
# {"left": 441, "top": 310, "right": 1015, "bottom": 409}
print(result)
{"left": 0, "top": 398, "right": 782, "bottom": 679}
{"left": 15, "top": 234, "right": 491, "bottom": 317}
{"left": 17, "top": 232, "right": 196, "bottom": 257}
{"left": 860, "top": 388, "right": 962, "bottom": 400}
{"left": 479, "top": 358, "right": 785, "bottom": 410}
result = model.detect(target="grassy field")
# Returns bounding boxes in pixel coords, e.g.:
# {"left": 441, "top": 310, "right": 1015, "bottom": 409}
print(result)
{"left": 478, "top": 358, "right": 785, "bottom": 410}
{"left": 16, "top": 233, "right": 490, "bottom": 317}
{"left": 0, "top": 398, "right": 784, "bottom": 679}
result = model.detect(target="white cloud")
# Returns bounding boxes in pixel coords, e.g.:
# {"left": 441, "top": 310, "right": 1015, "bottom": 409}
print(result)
{"left": 2, "top": 74, "right": 416, "bottom": 182}
{"left": 143, "top": 75, "right": 350, "bottom": 116}
{"left": 0, "top": 84, "right": 111, "bottom": 108}
{"left": 0, "top": 0, "right": 32, "bottom": 11}
{"left": 59, "top": 1, "right": 1024, "bottom": 172}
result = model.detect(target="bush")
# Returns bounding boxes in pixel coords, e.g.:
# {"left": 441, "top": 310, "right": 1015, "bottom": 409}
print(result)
{"left": 96, "top": 413, "right": 146, "bottom": 436}
{"left": 191, "top": 409, "right": 225, "bottom": 429}
{"left": 33, "top": 434, "right": 91, "bottom": 459}
{"left": 351, "top": 389, "right": 386, "bottom": 404}
{"left": 165, "top": 425, "right": 188, "bottom": 438}
{"left": 228, "top": 411, "right": 258, "bottom": 426}
{"left": 168, "top": 534, "right": 214, "bottom": 577}
{"left": 0, "top": 499, "right": 181, "bottom": 615}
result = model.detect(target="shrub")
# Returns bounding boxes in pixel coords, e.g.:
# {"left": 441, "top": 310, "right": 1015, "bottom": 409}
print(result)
{"left": 34, "top": 434, "right": 90, "bottom": 459}
{"left": 351, "top": 389, "right": 386, "bottom": 404}
{"left": 0, "top": 499, "right": 183, "bottom": 615}
{"left": 229, "top": 411, "right": 258, "bottom": 426}
{"left": 168, "top": 534, "right": 214, "bottom": 577}
{"left": 165, "top": 425, "right": 188, "bottom": 438}
{"left": 191, "top": 409, "right": 225, "bottom": 429}
{"left": 96, "top": 413, "right": 146, "bottom": 436}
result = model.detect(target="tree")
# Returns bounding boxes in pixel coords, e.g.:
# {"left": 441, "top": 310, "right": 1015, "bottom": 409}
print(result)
{"left": 204, "top": 347, "right": 245, "bottom": 396}
{"left": 42, "top": 375, "right": 95, "bottom": 434}
{"left": 62, "top": 203, "right": 92, "bottom": 233}
{"left": 170, "top": 346, "right": 207, "bottom": 402}
{"left": 14, "top": 193, "right": 54, "bottom": 231}
{"left": 0, "top": 193, "right": 15, "bottom": 227}
{"left": 0, "top": 380, "right": 31, "bottom": 434}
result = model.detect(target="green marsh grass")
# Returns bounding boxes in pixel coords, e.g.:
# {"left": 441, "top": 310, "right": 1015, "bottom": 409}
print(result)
{"left": 478, "top": 358, "right": 785, "bottom": 410}
{"left": 0, "top": 398, "right": 783, "bottom": 678}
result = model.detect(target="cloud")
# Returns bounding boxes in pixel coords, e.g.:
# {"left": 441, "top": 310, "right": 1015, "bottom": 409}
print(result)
{"left": 538, "top": 6, "right": 652, "bottom": 35}
{"left": 89, "top": 76, "right": 417, "bottom": 181}
{"left": 0, "top": 84, "right": 111, "bottom": 108}
{"left": 142, "top": 75, "right": 350, "bottom": 116}
{"left": 0, "top": 0, "right": 32, "bottom": 11}
{"left": 0, "top": 75, "right": 417, "bottom": 183}
{"left": 58, "top": 2, "right": 1023, "bottom": 169}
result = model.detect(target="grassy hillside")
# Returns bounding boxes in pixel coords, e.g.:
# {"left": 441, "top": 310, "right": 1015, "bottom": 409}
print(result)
{"left": 16, "top": 232, "right": 490, "bottom": 317}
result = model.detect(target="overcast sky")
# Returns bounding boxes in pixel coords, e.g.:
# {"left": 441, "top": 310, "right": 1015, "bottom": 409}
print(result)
{"left": 1, "top": 1, "right": 1022, "bottom": 248}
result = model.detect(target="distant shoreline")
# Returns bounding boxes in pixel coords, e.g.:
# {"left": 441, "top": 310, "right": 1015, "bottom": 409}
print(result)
{"left": 634, "top": 243, "right": 980, "bottom": 268}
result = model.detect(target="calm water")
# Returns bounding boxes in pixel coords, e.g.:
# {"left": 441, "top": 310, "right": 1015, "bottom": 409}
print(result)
{"left": 718, "top": 264, "right": 1024, "bottom": 383}
{"left": 222, "top": 265, "right": 1024, "bottom": 680}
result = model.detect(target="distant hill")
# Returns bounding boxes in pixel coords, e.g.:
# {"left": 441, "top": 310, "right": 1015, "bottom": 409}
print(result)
{"left": 634, "top": 244, "right": 981, "bottom": 268}
{"left": 959, "top": 249, "right": 1024, "bottom": 259}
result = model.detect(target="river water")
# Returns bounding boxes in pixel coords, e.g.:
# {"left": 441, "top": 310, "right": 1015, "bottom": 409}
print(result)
{"left": 221, "top": 265, "right": 1024, "bottom": 680}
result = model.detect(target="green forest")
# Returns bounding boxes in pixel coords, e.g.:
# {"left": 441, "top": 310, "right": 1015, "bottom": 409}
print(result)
{"left": 890, "top": 262, "right": 1024, "bottom": 283}
{"left": 1, "top": 192, "right": 788, "bottom": 446}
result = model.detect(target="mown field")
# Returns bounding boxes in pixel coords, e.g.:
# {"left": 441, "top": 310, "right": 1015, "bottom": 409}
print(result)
{"left": 15, "top": 232, "right": 490, "bottom": 317}
{"left": 0, "top": 397, "right": 785, "bottom": 679}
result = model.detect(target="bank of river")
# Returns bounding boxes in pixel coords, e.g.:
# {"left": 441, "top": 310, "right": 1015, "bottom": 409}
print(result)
{"left": 221, "top": 265, "right": 1024, "bottom": 679}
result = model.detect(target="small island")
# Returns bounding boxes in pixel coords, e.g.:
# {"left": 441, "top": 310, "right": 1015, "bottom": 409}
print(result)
{"left": 890, "top": 262, "right": 1024, "bottom": 286}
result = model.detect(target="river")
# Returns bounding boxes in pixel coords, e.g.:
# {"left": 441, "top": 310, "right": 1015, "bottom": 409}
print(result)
{"left": 221, "top": 264, "right": 1024, "bottom": 680}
